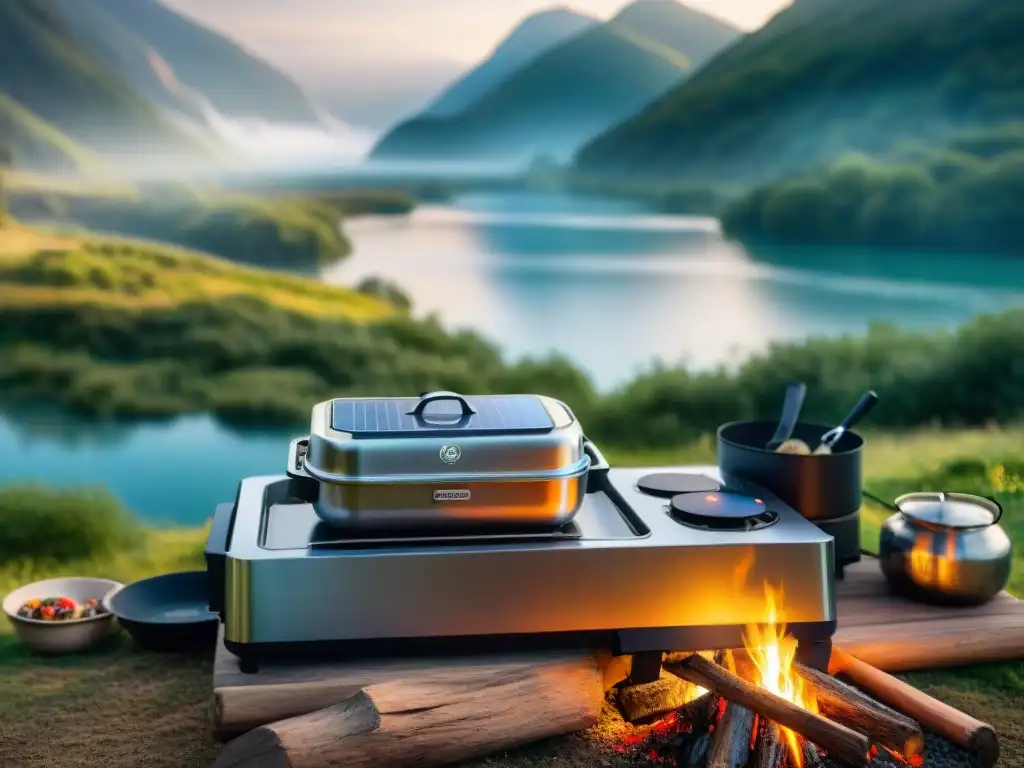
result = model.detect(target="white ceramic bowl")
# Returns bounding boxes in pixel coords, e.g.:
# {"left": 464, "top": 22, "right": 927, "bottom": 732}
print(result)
{"left": 3, "top": 577, "right": 124, "bottom": 654}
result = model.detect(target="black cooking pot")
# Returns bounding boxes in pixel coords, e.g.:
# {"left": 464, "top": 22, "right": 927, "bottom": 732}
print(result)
{"left": 717, "top": 420, "right": 864, "bottom": 521}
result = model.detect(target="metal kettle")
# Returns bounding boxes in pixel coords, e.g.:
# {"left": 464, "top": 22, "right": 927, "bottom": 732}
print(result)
{"left": 870, "top": 490, "right": 1012, "bottom": 606}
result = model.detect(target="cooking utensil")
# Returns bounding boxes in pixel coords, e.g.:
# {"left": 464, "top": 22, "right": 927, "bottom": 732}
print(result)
{"left": 718, "top": 420, "right": 865, "bottom": 521}
{"left": 867, "top": 490, "right": 1012, "bottom": 605}
{"left": 288, "top": 391, "right": 597, "bottom": 529}
{"left": 766, "top": 382, "right": 807, "bottom": 451}
{"left": 813, "top": 390, "right": 878, "bottom": 454}
{"left": 103, "top": 571, "right": 218, "bottom": 652}
{"left": 2, "top": 577, "right": 122, "bottom": 655}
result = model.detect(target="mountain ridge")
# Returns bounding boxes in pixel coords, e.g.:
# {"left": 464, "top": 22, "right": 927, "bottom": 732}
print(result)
{"left": 86, "top": 0, "right": 320, "bottom": 124}
{"left": 574, "top": 0, "right": 1024, "bottom": 182}
{"left": 371, "top": 0, "right": 741, "bottom": 162}
{"left": 423, "top": 6, "right": 600, "bottom": 118}
{"left": 0, "top": 1, "right": 217, "bottom": 166}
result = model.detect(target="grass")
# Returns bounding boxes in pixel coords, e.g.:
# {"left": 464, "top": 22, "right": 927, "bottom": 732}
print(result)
{"left": 1, "top": 427, "right": 1023, "bottom": 766}
{"left": 0, "top": 223, "right": 392, "bottom": 320}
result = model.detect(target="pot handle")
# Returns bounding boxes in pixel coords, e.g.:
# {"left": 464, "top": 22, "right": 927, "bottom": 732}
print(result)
{"left": 985, "top": 496, "right": 1004, "bottom": 525}
{"left": 862, "top": 489, "right": 900, "bottom": 512}
{"left": 583, "top": 439, "right": 610, "bottom": 494}
{"left": 286, "top": 437, "right": 311, "bottom": 479}
{"left": 408, "top": 391, "right": 477, "bottom": 417}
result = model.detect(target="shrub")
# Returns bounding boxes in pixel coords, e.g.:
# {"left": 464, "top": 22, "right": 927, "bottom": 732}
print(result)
{"left": 0, "top": 485, "right": 138, "bottom": 563}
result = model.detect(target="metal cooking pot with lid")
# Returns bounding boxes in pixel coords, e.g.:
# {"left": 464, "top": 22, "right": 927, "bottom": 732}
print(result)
{"left": 874, "top": 490, "right": 1012, "bottom": 606}
{"left": 287, "top": 390, "right": 603, "bottom": 529}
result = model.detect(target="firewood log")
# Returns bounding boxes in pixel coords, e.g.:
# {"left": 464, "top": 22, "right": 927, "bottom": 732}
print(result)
{"left": 210, "top": 654, "right": 603, "bottom": 768}
{"left": 830, "top": 648, "right": 999, "bottom": 768}
{"left": 680, "top": 730, "right": 712, "bottom": 768}
{"left": 706, "top": 701, "right": 755, "bottom": 768}
{"left": 751, "top": 719, "right": 785, "bottom": 768}
{"left": 793, "top": 660, "right": 924, "bottom": 760}
{"left": 801, "top": 739, "right": 822, "bottom": 768}
{"left": 665, "top": 654, "right": 870, "bottom": 767}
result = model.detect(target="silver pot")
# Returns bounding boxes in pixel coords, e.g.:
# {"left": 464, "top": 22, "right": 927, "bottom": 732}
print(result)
{"left": 287, "top": 391, "right": 600, "bottom": 529}
{"left": 876, "top": 491, "right": 1012, "bottom": 605}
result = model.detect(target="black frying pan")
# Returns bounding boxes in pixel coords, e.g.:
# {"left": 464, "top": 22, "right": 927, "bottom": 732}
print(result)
{"left": 104, "top": 571, "right": 218, "bottom": 653}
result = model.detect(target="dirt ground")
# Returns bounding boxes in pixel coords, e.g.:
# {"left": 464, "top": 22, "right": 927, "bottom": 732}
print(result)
{"left": 2, "top": 635, "right": 1022, "bottom": 768}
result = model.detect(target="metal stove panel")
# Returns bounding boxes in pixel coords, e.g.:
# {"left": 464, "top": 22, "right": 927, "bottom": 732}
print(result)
{"left": 222, "top": 468, "right": 835, "bottom": 648}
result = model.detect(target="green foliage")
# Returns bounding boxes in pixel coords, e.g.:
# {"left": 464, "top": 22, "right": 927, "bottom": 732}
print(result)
{"left": 356, "top": 277, "right": 412, "bottom": 310}
{"left": 720, "top": 130, "right": 1024, "bottom": 251}
{"left": 1, "top": 275, "right": 1023, "bottom": 446}
{"left": 0, "top": 484, "right": 138, "bottom": 563}
{"left": 7, "top": 187, "right": 363, "bottom": 268}
{"left": 575, "top": 0, "right": 1024, "bottom": 183}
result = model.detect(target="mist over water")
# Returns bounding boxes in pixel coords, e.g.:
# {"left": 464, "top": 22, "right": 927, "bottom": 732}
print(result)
{"left": 202, "top": 109, "right": 378, "bottom": 170}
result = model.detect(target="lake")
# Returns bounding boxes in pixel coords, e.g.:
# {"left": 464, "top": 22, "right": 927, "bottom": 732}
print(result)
{"left": 323, "top": 191, "right": 1024, "bottom": 389}
{"left": 3, "top": 190, "right": 1024, "bottom": 524}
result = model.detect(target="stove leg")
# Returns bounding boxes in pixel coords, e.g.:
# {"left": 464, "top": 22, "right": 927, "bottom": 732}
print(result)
{"left": 627, "top": 650, "right": 664, "bottom": 685}
{"left": 796, "top": 638, "right": 832, "bottom": 673}
{"left": 238, "top": 657, "right": 260, "bottom": 675}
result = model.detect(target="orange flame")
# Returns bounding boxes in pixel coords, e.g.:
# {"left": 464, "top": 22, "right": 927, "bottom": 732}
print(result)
{"left": 743, "top": 584, "right": 818, "bottom": 768}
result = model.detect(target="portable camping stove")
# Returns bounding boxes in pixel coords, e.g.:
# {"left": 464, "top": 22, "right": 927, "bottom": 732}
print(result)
{"left": 206, "top": 457, "right": 837, "bottom": 674}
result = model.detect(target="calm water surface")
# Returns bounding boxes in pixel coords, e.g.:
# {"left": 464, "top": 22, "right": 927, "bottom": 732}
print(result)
{"left": 323, "top": 191, "right": 1024, "bottom": 388}
{"left": 3, "top": 191, "right": 1023, "bottom": 523}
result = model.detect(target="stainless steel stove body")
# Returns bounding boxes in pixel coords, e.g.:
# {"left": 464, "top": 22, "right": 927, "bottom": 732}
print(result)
{"left": 206, "top": 464, "right": 837, "bottom": 671}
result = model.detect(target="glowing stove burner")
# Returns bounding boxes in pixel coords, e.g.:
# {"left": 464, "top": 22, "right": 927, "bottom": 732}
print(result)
{"left": 669, "top": 491, "right": 779, "bottom": 532}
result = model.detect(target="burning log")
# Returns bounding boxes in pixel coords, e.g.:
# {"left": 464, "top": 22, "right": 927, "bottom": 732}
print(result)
{"left": 706, "top": 701, "right": 755, "bottom": 768}
{"left": 751, "top": 719, "right": 785, "bottom": 768}
{"left": 830, "top": 648, "right": 999, "bottom": 768}
{"left": 665, "top": 654, "right": 871, "bottom": 767}
{"left": 210, "top": 656, "right": 603, "bottom": 768}
{"left": 792, "top": 660, "right": 924, "bottom": 760}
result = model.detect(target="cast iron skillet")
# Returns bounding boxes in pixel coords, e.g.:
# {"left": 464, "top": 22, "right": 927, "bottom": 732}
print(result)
{"left": 104, "top": 571, "right": 218, "bottom": 652}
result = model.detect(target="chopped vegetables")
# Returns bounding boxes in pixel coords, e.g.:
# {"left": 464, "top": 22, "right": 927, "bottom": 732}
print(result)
{"left": 17, "top": 596, "right": 107, "bottom": 621}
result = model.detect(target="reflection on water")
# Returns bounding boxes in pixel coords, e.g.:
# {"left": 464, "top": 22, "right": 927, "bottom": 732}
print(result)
{"left": 323, "top": 191, "right": 1024, "bottom": 388}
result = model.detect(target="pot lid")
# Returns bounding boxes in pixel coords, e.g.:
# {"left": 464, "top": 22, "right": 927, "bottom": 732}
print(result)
{"left": 330, "top": 393, "right": 556, "bottom": 438}
{"left": 895, "top": 492, "right": 1000, "bottom": 529}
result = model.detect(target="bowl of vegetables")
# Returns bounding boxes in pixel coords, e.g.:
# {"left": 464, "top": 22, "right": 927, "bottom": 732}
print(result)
{"left": 2, "top": 577, "right": 123, "bottom": 654}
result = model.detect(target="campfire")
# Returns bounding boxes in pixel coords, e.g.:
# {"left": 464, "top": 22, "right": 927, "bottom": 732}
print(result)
{"left": 617, "top": 584, "right": 929, "bottom": 768}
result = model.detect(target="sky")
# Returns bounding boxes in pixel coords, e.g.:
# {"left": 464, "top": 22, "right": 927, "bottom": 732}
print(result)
{"left": 163, "top": 0, "right": 794, "bottom": 128}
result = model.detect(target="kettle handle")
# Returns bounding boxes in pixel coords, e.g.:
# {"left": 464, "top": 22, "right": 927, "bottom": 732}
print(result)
{"left": 985, "top": 496, "right": 1004, "bottom": 525}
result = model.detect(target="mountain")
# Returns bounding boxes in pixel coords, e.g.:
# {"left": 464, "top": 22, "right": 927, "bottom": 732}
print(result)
{"left": 0, "top": 95, "right": 108, "bottom": 175}
{"left": 574, "top": 0, "right": 1024, "bottom": 183}
{"left": 370, "top": 0, "right": 741, "bottom": 162}
{"left": 50, "top": 0, "right": 205, "bottom": 124}
{"left": 0, "top": 1, "right": 216, "bottom": 165}
{"left": 81, "top": 0, "right": 320, "bottom": 124}
{"left": 606, "top": 0, "right": 743, "bottom": 68}
{"left": 422, "top": 7, "right": 600, "bottom": 117}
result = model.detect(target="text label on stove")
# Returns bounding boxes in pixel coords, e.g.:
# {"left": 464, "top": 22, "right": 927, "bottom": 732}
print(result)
{"left": 433, "top": 489, "right": 471, "bottom": 502}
